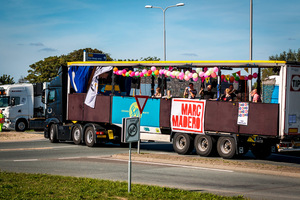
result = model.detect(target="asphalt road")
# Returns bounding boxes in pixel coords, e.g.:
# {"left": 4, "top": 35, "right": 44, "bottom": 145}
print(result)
{"left": 1, "top": 139, "right": 300, "bottom": 200}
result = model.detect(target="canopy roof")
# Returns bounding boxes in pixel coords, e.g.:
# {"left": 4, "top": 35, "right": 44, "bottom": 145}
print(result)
{"left": 68, "top": 60, "right": 287, "bottom": 68}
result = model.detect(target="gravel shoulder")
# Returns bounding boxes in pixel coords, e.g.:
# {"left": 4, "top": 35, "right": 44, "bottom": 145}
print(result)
{"left": 1, "top": 131, "right": 300, "bottom": 178}
{"left": 0, "top": 131, "right": 45, "bottom": 142}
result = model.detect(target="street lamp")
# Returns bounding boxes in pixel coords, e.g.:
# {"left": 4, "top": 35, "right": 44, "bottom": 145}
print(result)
{"left": 145, "top": 3, "right": 185, "bottom": 61}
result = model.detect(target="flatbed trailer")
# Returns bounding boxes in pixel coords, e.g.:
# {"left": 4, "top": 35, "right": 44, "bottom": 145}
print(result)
{"left": 44, "top": 60, "right": 300, "bottom": 159}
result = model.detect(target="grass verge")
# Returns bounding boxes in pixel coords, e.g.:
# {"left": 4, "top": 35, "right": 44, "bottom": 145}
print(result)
{"left": 0, "top": 171, "right": 246, "bottom": 200}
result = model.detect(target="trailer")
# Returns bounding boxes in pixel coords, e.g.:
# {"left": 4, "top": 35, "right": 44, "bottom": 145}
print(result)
{"left": 0, "top": 83, "right": 47, "bottom": 131}
{"left": 44, "top": 60, "right": 300, "bottom": 159}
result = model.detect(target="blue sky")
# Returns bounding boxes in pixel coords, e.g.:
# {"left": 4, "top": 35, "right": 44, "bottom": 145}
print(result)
{"left": 1, "top": 0, "right": 299, "bottom": 81}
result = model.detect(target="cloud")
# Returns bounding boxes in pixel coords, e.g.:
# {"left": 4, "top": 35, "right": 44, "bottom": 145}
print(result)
{"left": 39, "top": 48, "right": 57, "bottom": 52}
{"left": 30, "top": 42, "right": 44, "bottom": 46}
{"left": 181, "top": 53, "right": 198, "bottom": 57}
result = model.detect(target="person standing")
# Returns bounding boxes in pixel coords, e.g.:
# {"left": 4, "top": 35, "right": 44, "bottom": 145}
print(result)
{"left": 184, "top": 83, "right": 197, "bottom": 99}
{"left": 0, "top": 110, "right": 4, "bottom": 132}
{"left": 199, "top": 85, "right": 215, "bottom": 100}
{"left": 251, "top": 89, "right": 261, "bottom": 103}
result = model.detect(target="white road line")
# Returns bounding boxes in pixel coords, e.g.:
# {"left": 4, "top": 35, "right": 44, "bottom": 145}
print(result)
{"left": 14, "top": 159, "right": 38, "bottom": 162}
{"left": 58, "top": 157, "right": 81, "bottom": 160}
{"left": 94, "top": 157, "right": 234, "bottom": 173}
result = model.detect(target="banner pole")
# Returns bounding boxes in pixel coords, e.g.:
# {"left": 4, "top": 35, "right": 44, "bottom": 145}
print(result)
{"left": 128, "top": 142, "right": 132, "bottom": 193}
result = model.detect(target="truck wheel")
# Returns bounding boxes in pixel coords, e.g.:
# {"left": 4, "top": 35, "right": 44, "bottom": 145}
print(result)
{"left": 251, "top": 145, "right": 271, "bottom": 159}
{"left": 194, "top": 135, "right": 215, "bottom": 157}
{"left": 173, "top": 133, "right": 194, "bottom": 155}
{"left": 72, "top": 125, "right": 82, "bottom": 145}
{"left": 49, "top": 124, "right": 58, "bottom": 143}
{"left": 85, "top": 126, "right": 95, "bottom": 147}
{"left": 217, "top": 137, "right": 236, "bottom": 159}
{"left": 15, "top": 120, "right": 27, "bottom": 132}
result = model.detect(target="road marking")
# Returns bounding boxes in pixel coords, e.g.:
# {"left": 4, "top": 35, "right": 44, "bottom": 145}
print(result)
{"left": 58, "top": 157, "right": 82, "bottom": 160}
{"left": 14, "top": 159, "right": 38, "bottom": 162}
{"left": 0, "top": 145, "right": 78, "bottom": 152}
{"left": 93, "top": 157, "right": 234, "bottom": 173}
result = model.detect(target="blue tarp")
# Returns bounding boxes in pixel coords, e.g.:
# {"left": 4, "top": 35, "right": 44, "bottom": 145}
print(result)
{"left": 271, "top": 85, "right": 279, "bottom": 103}
{"left": 68, "top": 66, "right": 92, "bottom": 93}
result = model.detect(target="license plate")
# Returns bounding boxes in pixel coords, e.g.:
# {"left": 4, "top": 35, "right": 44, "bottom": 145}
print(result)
{"left": 108, "top": 130, "right": 114, "bottom": 140}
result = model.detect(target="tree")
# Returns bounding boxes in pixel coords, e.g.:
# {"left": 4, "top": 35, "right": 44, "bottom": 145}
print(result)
{"left": 141, "top": 56, "right": 160, "bottom": 61}
{"left": 0, "top": 74, "right": 15, "bottom": 85}
{"left": 263, "top": 48, "right": 300, "bottom": 80}
{"left": 25, "top": 48, "right": 113, "bottom": 83}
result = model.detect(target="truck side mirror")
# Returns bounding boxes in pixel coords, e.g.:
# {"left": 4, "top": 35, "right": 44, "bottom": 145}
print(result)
{"left": 11, "top": 98, "right": 15, "bottom": 106}
{"left": 41, "top": 89, "right": 46, "bottom": 104}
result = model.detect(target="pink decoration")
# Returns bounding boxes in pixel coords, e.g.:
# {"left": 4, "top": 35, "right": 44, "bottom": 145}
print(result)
{"left": 142, "top": 69, "right": 147, "bottom": 74}
{"left": 199, "top": 71, "right": 205, "bottom": 77}
{"left": 248, "top": 75, "right": 253, "bottom": 80}
{"left": 188, "top": 73, "right": 193, "bottom": 79}
{"left": 244, "top": 76, "right": 248, "bottom": 81}
{"left": 193, "top": 77, "right": 198, "bottom": 82}
{"left": 140, "top": 72, "right": 144, "bottom": 77}
{"left": 204, "top": 67, "right": 208, "bottom": 72}
{"left": 184, "top": 76, "right": 190, "bottom": 81}
{"left": 211, "top": 72, "right": 217, "bottom": 78}
{"left": 151, "top": 66, "right": 156, "bottom": 72}
{"left": 213, "top": 67, "right": 219, "bottom": 73}
{"left": 122, "top": 69, "right": 127, "bottom": 74}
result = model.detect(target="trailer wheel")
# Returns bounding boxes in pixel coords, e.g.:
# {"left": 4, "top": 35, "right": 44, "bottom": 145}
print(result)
{"left": 173, "top": 133, "right": 194, "bottom": 155}
{"left": 85, "top": 126, "right": 95, "bottom": 147}
{"left": 15, "top": 119, "right": 27, "bottom": 132}
{"left": 217, "top": 137, "right": 236, "bottom": 159}
{"left": 72, "top": 125, "right": 82, "bottom": 145}
{"left": 49, "top": 124, "right": 58, "bottom": 143}
{"left": 194, "top": 135, "right": 215, "bottom": 157}
{"left": 251, "top": 145, "right": 271, "bottom": 159}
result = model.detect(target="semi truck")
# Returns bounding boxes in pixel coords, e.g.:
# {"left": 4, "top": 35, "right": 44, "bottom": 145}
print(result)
{"left": 0, "top": 83, "right": 47, "bottom": 131}
{"left": 44, "top": 60, "right": 300, "bottom": 159}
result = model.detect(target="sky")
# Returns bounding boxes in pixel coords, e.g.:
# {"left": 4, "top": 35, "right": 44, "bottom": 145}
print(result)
{"left": 0, "top": 0, "right": 300, "bottom": 81}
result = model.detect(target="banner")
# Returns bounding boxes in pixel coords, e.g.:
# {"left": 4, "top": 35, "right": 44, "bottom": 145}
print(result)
{"left": 84, "top": 66, "right": 113, "bottom": 108}
{"left": 171, "top": 98, "right": 206, "bottom": 133}
{"left": 237, "top": 102, "right": 249, "bottom": 125}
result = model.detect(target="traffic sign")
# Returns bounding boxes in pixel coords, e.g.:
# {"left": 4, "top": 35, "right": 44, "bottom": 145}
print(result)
{"left": 134, "top": 95, "right": 149, "bottom": 114}
{"left": 121, "top": 117, "right": 140, "bottom": 143}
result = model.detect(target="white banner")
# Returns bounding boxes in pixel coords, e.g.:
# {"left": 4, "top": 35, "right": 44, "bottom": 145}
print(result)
{"left": 84, "top": 66, "right": 113, "bottom": 108}
{"left": 171, "top": 98, "right": 206, "bottom": 134}
{"left": 237, "top": 102, "right": 249, "bottom": 125}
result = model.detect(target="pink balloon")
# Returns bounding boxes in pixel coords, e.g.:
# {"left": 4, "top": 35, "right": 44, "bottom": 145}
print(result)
{"left": 199, "top": 71, "right": 205, "bottom": 77}
{"left": 211, "top": 72, "right": 217, "bottom": 78}
{"left": 135, "top": 72, "right": 139, "bottom": 76}
{"left": 253, "top": 73, "right": 258, "bottom": 78}
{"left": 122, "top": 69, "right": 127, "bottom": 74}
{"left": 142, "top": 69, "right": 147, "bottom": 74}
{"left": 151, "top": 66, "right": 156, "bottom": 72}
{"left": 185, "top": 76, "right": 190, "bottom": 81}
{"left": 244, "top": 76, "right": 248, "bottom": 81}
{"left": 188, "top": 73, "right": 193, "bottom": 79}
{"left": 213, "top": 67, "right": 219, "bottom": 73}
{"left": 193, "top": 77, "right": 198, "bottom": 82}
{"left": 140, "top": 72, "right": 144, "bottom": 77}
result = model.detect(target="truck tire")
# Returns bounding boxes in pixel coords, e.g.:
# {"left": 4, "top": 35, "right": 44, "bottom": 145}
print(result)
{"left": 15, "top": 119, "right": 27, "bottom": 132}
{"left": 173, "top": 133, "right": 194, "bottom": 155}
{"left": 72, "top": 125, "right": 82, "bottom": 145}
{"left": 217, "top": 137, "right": 236, "bottom": 159}
{"left": 194, "top": 135, "right": 215, "bottom": 157}
{"left": 251, "top": 145, "right": 271, "bottom": 159}
{"left": 49, "top": 124, "right": 58, "bottom": 143}
{"left": 85, "top": 126, "right": 96, "bottom": 147}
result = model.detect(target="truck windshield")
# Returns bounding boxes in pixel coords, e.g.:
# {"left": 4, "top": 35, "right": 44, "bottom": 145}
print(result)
{"left": 0, "top": 96, "right": 10, "bottom": 107}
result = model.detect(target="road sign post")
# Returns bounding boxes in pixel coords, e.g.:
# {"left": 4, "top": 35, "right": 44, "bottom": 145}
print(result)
{"left": 134, "top": 95, "right": 149, "bottom": 154}
{"left": 121, "top": 117, "right": 140, "bottom": 193}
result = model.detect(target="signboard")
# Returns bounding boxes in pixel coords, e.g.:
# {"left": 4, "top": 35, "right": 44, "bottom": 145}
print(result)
{"left": 290, "top": 75, "right": 300, "bottom": 92}
{"left": 237, "top": 102, "right": 249, "bottom": 125}
{"left": 111, "top": 96, "right": 160, "bottom": 127}
{"left": 171, "top": 98, "right": 206, "bottom": 134}
{"left": 86, "top": 53, "right": 107, "bottom": 61}
{"left": 121, "top": 117, "right": 140, "bottom": 143}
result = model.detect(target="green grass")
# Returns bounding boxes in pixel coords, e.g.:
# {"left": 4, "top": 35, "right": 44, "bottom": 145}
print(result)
{"left": 0, "top": 171, "right": 246, "bottom": 200}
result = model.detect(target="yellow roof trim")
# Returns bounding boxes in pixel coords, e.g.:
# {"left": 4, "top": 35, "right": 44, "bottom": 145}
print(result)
{"left": 67, "top": 60, "right": 286, "bottom": 67}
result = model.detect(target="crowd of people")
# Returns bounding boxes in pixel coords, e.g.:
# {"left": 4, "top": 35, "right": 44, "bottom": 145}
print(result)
{"left": 152, "top": 83, "right": 261, "bottom": 103}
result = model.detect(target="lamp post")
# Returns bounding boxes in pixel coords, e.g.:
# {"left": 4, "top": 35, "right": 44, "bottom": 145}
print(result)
{"left": 145, "top": 3, "right": 185, "bottom": 61}
{"left": 249, "top": 0, "right": 253, "bottom": 101}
